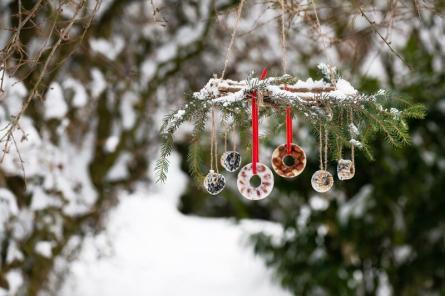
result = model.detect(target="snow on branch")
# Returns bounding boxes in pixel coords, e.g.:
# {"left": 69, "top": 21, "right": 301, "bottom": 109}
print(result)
{"left": 192, "top": 74, "right": 360, "bottom": 108}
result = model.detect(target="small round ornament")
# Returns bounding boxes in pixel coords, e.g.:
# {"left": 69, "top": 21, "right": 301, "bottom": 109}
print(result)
{"left": 271, "top": 143, "right": 306, "bottom": 178}
{"left": 203, "top": 170, "right": 225, "bottom": 195}
{"left": 220, "top": 151, "right": 242, "bottom": 172}
{"left": 337, "top": 159, "right": 355, "bottom": 180}
{"left": 237, "top": 162, "right": 274, "bottom": 200}
{"left": 311, "top": 170, "right": 334, "bottom": 193}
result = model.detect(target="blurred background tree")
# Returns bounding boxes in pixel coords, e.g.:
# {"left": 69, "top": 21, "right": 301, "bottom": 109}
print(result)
{"left": 0, "top": 0, "right": 444, "bottom": 295}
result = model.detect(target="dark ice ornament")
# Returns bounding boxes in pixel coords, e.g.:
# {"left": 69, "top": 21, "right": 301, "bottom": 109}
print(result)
{"left": 203, "top": 170, "right": 226, "bottom": 195}
{"left": 220, "top": 151, "right": 242, "bottom": 172}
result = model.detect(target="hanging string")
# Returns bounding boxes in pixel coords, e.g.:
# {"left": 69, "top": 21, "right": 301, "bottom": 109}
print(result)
{"left": 210, "top": 107, "right": 215, "bottom": 171}
{"left": 252, "top": 68, "right": 268, "bottom": 175}
{"left": 279, "top": 0, "right": 287, "bottom": 74}
{"left": 310, "top": 0, "right": 335, "bottom": 83}
{"left": 209, "top": 107, "right": 220, "bottom": 173}
{"left": 324, "top": 124, "right": 328, "bottom": 171}
{"left": 224, "top": 120, "right": 228, "bottom": 152}
{"left": 232, "top": 127, "right": 237, "bottom": 151}
{"left": 349, "top": 108, "right": 355, "bottom": 166}
{"left": 279, "top": 1, "right": 297, "bottom": 155}
{"left": 214, "top": 119, "right": 219, "bottom": 173}
{"left": 221, "top": 0, "right": 246, "bottom": 79}
{"left": 338, "top": 109, "right": 344, "bottom": 159}
{"left": 319, "top": 123, "right": 323, "bottom": 170}
{"left": 318, "top": 123, "right": 328, "bottom": 170}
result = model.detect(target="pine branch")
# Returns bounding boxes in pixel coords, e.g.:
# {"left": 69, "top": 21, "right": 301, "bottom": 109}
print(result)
{"left": 187, "top": 110, "right": 207, "bottom": 184}
{"left": 155, "top": 65, "right": 425, "bottom": 182}
{"left": 155, "top": 133, "right": 173, "bottom": 183}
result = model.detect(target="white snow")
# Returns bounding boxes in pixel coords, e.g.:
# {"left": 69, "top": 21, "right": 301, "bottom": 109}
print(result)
{"left": 349, "top": 139, "right": 363, "bottom": 148}
{"left": 63, "top": 78, "right": 88, "bottom": 107}
{"left": 393, "top": 245, "right": 412, "bottom": 265}
{"left": 197, "top": 74, "right": 360, "bottom": 107}
{"left": 60, "top": 153, "right": 290, "bottom": 296}
{"left": 338, "top": 185, "right": 373, "bottom": 224}
{"left": 35, "top": 241, "right": 53, "bottom": 258}
{"left": 349, "top": 123, "right": 359, "bottom": 137}
{"left": 90, "top": 68, "right": 106, "bottom": 98}
{"left": 104, "top": 136, "right": 119, "bottom": 153}
{"left": 3, "top": 270, "right": 23, "bottom": 296}
{"left": 44, "top": 82, "right": 68, "bottom": 119}
{"left": 90, "top": 36, "right": 125, "bottom": 60}
{"left": 328, "top": 79, "right": 358, "bottom": 100}
{"left": 120, "top": 91, "right": 138, "bottom": 129}
{"left": 309, "top": 195, "right": 329, "bottom": 211}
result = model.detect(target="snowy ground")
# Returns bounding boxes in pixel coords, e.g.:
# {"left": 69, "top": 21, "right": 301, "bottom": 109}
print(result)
{"left": 60, "top": 153, "right": 291, "bottom": 296}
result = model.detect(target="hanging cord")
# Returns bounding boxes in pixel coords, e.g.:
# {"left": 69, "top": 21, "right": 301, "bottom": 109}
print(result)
{"left": 213, "top": 108, "right": 219, "bottom": 173}
{"left": 349, "top": 108, "right": 355, "bottom": 166}
{"left": 224, "top": 130, "right": 228, "bottom": 152}
{"left": 214, "top": 123, "right": 219, "bottom": 173}
{"left": 338, "top": 109, "right": 344, "bottom": 159}
{"left": 221, "top": 0, "right": 246, "bottom": 79}
{"left": 224, "top": 119, "right": 228, "bottom": 152}
{"left": 252, "top": 68, "right": 268, "bottom": 175}
{"left": 324, "top": 124, "right": 328, "bottom": 171}
{"left": 210, "top": 107, "right": 215, "bottom": 171}
{"left": 210, "top": 106, "right": 219, "bottom": 173}
{"left": 310, "top": 0, "right": 336, "bottom": 85}
{"left": 279, "top": 0, "right": 287, "bottom": 74}
{"left": 319, "top": 123, "right": 323, "bottom": 170}
{"left": 232, "top": 124, "right": 237, "bottom": 151}
{"left": 279, "top": 1, "right": 296, "bottom": 154}
{"left": 318, "top": 123, "right": 328, "bottom": 170}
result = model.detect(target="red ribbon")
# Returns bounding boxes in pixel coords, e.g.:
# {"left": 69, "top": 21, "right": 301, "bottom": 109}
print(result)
{"left": 252, "top": 68, "right": 268, "bottom": 175}
{"left": 286, "top": 105, "right": 292, "bottom": 154}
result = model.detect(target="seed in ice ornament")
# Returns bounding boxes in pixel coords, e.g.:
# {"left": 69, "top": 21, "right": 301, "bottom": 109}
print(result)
{"left": 220, "top": 151, "right": 242, "bottom": 172}
{"left": 203, "top": 170, "right": 225, "bottom": 195}
{"left": 237, "top": 163, "right": 274, "bottom": 200}
{"left": 311, "top": 170, "right": 334, "bottom": 193}
{"left": 271, "top": 143, "right": 306, "bottom": 178}
{"left": 337, "top": 159, "right": 355, "bottom": 180}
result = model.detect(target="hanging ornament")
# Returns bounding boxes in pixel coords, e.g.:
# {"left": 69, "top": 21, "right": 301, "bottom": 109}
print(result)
{"left": 271, "top": 105, "right": 306, "bottom": 178}
{"left": 337, "top": 159, "right": 355, "bottom": 180}
{"left": 311, "top": 170, "right": 334, "bottom": 193}
{"left": 203, "top": 170, "right": 226, "bottom": 195}
{"left": 237, "top": 163, "right": 274, "bottom": 200}
{"left": 271, "top": 144, "right": 306, "bottom": 178}
{"left": 220, "top": 151, "right": 241, "bottom": 172}
{"left": 220, "top": 119, "right": 242, "bottom": 172}
{"left": 337, "top": 108, "right": 356, "bottom": 181}
{"left": 311, "top": 123, "right": 333, "bottom": 192}
{"left": 205, "top": 107, "right": 225, "bottom": 195}
{"left": 237, "top": 68, "right": 274, "bottom": 200}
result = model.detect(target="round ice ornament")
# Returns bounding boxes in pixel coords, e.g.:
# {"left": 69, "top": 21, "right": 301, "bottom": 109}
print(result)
{"left": 271, "top": 143, "right": 306, "bottom": 178}
{"left": 203, "top": 170, "right": 225, "bottom": 195}
{"left": 237, "top": 163, "right": 274, "bottom": 200}
{"left": 337, "top": 159, "right": 355, "bottom": 180}
{"left": 311, "top": 170, "right": 334, "bottom": 193}
{"left": 220, "top": 151, "right": 242, "bottom": 172}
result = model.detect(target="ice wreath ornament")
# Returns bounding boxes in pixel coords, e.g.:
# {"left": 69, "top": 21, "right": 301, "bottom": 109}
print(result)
{"left": 155, "top": 64, "right": 425, "bottom": 199}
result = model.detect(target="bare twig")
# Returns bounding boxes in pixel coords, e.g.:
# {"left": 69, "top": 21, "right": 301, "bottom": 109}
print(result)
{"left": 0, "top": 0, "right": 87, "bottom": 163}
{"left": 359, "top": 7, "right": 413, "bottom": 70}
